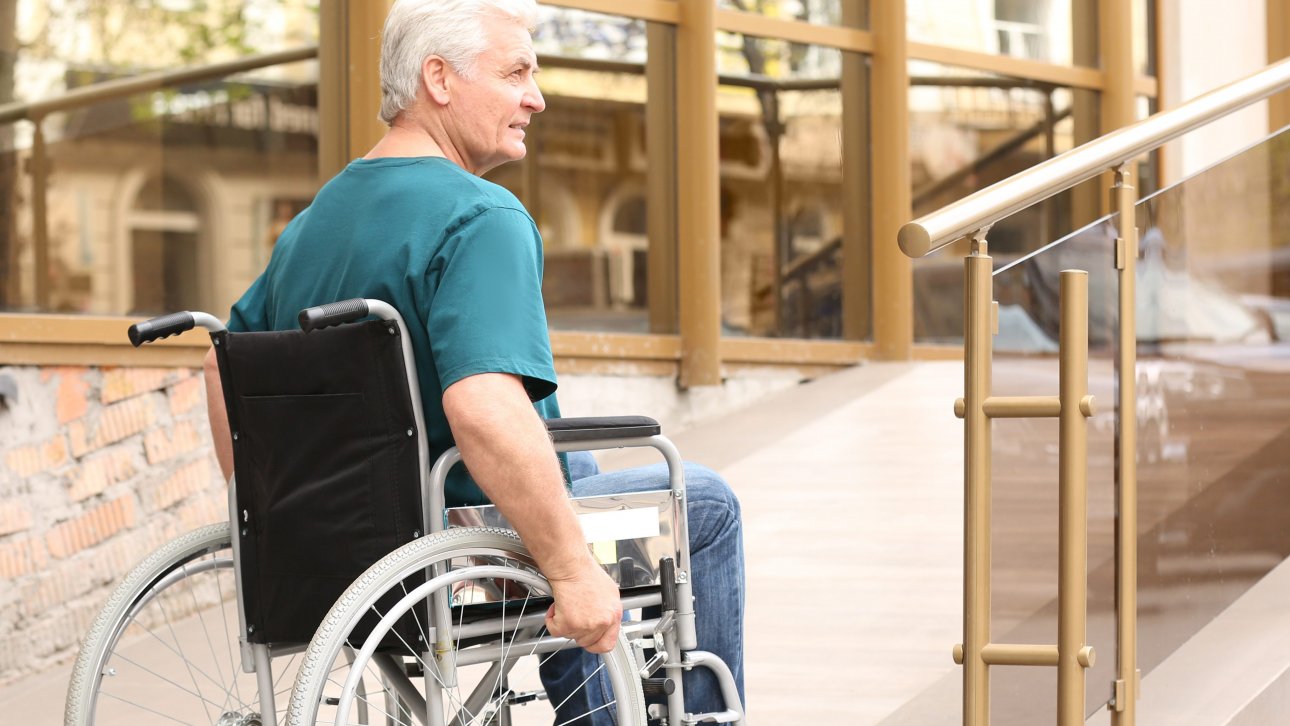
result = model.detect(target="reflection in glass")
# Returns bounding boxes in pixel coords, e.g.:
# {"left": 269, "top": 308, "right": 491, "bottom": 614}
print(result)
{"left": 716, "top": 36, "right": 850, "bottom": 339}
{"left": 488, "top": 9, "right": 659, "bottom": 333}
{"left": 1, "top": 1, "right": 319, "bottom": 316}
{"left": 909, "top": 62, "right": 1090, "bottom": 344}
{"left": 907, "top": 0, "right": 1088, "bottom": 68}
{"left": 1131, "top": 128, "right": 1290, "bottom": 682}
{"left": 2, "top": 60, "right": 319, "bottom": 316}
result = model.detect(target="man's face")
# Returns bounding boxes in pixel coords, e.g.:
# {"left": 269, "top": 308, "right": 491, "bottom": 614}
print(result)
{"left": 447, "top": 14, "right": 545, "bottom": 175}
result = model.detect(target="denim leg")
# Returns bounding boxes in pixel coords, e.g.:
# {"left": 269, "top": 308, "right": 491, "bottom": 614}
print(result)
{"left": 538, "top": 461, "right": 746, "bottom": 720}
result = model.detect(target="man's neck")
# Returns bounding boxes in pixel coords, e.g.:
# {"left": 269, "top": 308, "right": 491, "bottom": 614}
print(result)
{"left": 365, "top": 121, "right": 457, "bottom": 164}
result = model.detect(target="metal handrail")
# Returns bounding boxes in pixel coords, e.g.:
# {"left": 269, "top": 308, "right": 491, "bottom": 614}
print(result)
{"left": 0, "top": 46, "right": 318, "bottom": 126}
{"left": 899, "top": 56, "right": 1290, "bottom": 258}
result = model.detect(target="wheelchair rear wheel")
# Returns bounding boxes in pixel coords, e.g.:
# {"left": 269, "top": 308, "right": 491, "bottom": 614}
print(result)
{"left": 64, "top": 523, "right": 272, "bottom": 725}
{"left": 287, "top": 527, "right": 647, "bottom": 726}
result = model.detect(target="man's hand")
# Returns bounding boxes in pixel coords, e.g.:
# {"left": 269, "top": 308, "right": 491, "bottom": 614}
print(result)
{"left": 544, "top": 559, "right": 623, "bottom": 654}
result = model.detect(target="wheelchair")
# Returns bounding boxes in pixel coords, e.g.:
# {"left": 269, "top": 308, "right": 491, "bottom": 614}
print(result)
{"left": 63, "top": 299, "right": 745, "bottom": 726}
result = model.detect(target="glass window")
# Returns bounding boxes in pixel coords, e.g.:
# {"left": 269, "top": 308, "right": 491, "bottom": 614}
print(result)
{"left": 716, "top": 0, "right": 845, "bottom": 27}
{"left": 716, "top": 33, "right": 860, "bottom": 340}
{"left": 1, "top": 0, "right": 319, "bottom": 316}
{"left": 486, "top": 8, "right": 667, "bottom": 334}
{"left": 907, "top": 0, "right": 1092, "bottom": 68}
{"left": 908, "top": 61, "right": 1097, "bottom": 344}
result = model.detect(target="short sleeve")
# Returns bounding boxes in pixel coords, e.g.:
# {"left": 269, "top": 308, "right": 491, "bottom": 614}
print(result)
{"left": 228, "top": 272, "right": 270, "bottom": 333}
{"left": 427, "top": 208, "right": 557, "bottom": 401}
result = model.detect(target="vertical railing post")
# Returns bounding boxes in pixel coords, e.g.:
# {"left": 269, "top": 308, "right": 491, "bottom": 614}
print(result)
{"left": 1058, "top": 270, "right": 1091, "bottom": 724}
{"left": 1111, "top": 166, "right": 1140, "bottom": 723}
{"left": 30, "top": 115, "right": 49, "bottom": 310}
{"left": 962, "top": 229, "right": 993, "bottom": 726}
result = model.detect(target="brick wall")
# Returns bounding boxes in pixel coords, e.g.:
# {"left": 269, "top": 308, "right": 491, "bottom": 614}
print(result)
{"left": 0, "top": 365, "right": 224, "bottom": 686}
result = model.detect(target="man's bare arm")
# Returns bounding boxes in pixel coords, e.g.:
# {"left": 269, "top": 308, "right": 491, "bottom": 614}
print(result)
{"left": 204, "top": 348, "right": 234, "bottom": 482}
{"left": 443, "top": 372, "right": 621, "bottom": 653}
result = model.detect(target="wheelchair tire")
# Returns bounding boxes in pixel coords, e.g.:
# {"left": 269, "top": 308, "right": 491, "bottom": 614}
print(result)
{"left": 287, "top": 526, "right": 648, "bottom": 726}
{"left": 64, "top": 522, "right": 264, "bottom": 725}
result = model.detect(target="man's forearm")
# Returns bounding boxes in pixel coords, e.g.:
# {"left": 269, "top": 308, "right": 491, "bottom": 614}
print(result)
{"left": 443, "top": 374, "right": 594, "bottom": 580}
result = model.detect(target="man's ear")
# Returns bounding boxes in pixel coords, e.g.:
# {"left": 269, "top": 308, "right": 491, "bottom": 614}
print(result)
{"left": 422, "top": 56, "right": 452, "bottom": 105}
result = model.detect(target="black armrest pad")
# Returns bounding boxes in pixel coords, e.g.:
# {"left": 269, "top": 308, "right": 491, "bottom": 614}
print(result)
{"left": 544, "top": 416, "right": 661, "bottom": 443}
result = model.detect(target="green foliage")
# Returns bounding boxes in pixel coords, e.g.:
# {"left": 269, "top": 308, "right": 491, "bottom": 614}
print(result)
{"left": 16, "top": 0, "right": 302, "bottom": 72}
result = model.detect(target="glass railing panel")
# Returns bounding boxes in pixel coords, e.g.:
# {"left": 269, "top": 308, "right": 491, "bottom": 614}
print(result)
{"left": 1133, "top": 126, "right": 1290, "bottom": 680}
{"left": 881, "top": 216, "right": 1121, "bottom": 724}
{"left": 981, "top": 215, "right": 1121, "bottom": 721}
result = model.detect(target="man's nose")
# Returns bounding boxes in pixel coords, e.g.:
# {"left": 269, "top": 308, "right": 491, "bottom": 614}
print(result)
{"left": 524, "top": 79, "right": 546, "bottom": 113}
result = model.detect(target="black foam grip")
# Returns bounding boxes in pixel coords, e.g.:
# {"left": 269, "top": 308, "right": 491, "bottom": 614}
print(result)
{"left": 642, "top": 678, "right": 676, "bottom": 697}
{"left": 127, "top": 312, "right": 195, "bottom": 347}
{"left": 298, "top": 299, "right": 370, "bottom": 332}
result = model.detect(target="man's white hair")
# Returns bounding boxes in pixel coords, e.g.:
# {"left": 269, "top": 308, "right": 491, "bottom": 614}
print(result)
{"left": 379, "top": 0, "right": 539, "bottom": 125}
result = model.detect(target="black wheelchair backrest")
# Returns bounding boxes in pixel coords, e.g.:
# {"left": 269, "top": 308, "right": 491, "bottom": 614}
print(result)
{"left": 214, "top": 319, "right": 424, "bottom": 645}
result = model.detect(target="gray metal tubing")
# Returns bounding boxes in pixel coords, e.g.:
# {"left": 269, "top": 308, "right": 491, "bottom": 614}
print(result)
{"left": 450, "top": 617, "right": 660, "bottom": 669}
{"left": 425, "top": 435, "right": 697, "bottom": 648}
{"left": 451, "top": 626, "right": 543, "bottom": 723}
{"left": 363, "top": 300, "right": 432, "bottom": 539}
{"left": 679, "top": 651, "right": 746, "bottom": 726}
{"left": 225, "top": 475, "right": 255, "bottom": 674}
{"left": 373, "top": 653, "right": 429, "bottom": 726}
{"left": 437, "top": 608, "right": 664, "bottom": 664}
{"left": 900, "top": 56, "right": 1290, "bottom": 258}
{"left": 191, "top": 312, "right": 227, "bottom": 335}
{"left": 253, "top": 643, "right": 277, "bottom": 723}
{"left": 434, "top": 592, "right": 663, "bottom": 643}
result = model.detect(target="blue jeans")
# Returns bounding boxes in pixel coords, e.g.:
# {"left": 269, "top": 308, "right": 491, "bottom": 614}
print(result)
{"left": 538, "top": 452, "right": 746, "bottom": 724}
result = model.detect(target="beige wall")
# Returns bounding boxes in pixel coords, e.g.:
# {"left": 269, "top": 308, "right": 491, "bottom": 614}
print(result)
{"left": 1162, "top": 0, "right": 1271, "bottom": 181}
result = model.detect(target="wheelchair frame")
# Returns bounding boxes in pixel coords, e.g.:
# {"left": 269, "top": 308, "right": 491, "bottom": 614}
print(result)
{"left": 66, "top": 299, "right": 745, "bottom": 726}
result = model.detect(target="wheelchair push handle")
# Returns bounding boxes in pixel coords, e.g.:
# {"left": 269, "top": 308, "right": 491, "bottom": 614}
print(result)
{"left": 128, "top": 311, "right": 227, "bottom": 346}
{"left": 128, "top": 312, "right": 195, "bottom": 347}
{"left": 299, "top": 298, "right": 370, "bottom": 332}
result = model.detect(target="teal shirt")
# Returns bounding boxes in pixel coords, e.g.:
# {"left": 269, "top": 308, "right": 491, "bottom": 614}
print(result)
{"left": 228, "top": 156, "right": 565, "bottom": 507}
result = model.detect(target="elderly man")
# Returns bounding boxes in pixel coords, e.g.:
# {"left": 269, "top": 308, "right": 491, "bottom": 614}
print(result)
{"left": 204, "top": 0, "right": 744, "bottom": 721}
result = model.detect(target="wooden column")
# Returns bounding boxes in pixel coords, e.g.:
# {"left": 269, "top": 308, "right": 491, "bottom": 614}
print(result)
{"left": 1271, "top": 0, "right": 1290, "bottom": 131}
{"left": 1099, "top": 0, "right": 1137, "bottom": 132}
{"left": 1070, "top": 1, "right": 1102, "bottom": 226}
{"left": 319, "top": 0, "right": 390, "bottom": 180}
{"left": 1099, "top": 0, "right": 1137, "bottom": 209}
{"left": 675, "top": 0, "right": 721, "bottom": 386}
{"left": 646, "top": 22, "right": 679, "bottom": 335}
{"left": 869, "top": 0, "right": 911, "bottom": 359}
{"left": 841, "top": 1, "right": 872, "bottom": 341}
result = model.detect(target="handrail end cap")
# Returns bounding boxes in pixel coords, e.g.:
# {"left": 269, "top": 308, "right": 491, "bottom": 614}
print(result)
{"left": 899, "top": 223, "right": 933, "bottom": 259}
